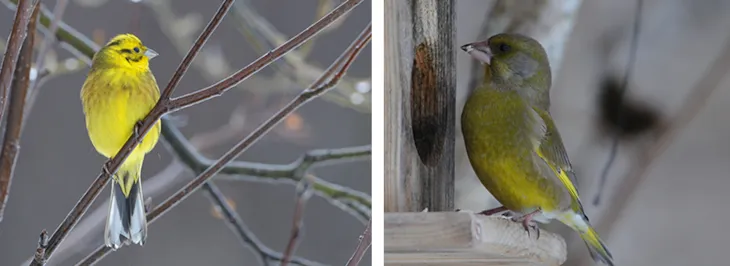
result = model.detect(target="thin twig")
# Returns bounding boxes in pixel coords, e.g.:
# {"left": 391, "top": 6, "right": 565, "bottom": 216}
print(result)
{"left": 167, "top": 2, "right": 365, "bottom": 111}
{"left": 230, "top": 0, "right": 368, "bottom": 113}
{"left": 594, "top": 0, "right": 644, "bottom": 206}
{"left": 579, "top": 23, "right": 730, "bottom": 266}
{"left": 0, "top": 0, "right": 40, "bottom": 224}
{"left": 4, "top": 0, "right": 99, "bottom": 62}
{"left": 76, "top": 182, "right": 324, "bottom": 266}
{"left": 165, "top": 117, "right": 371, "bottom": 179}
{"left": 5, "top": 0, "right": 369, "bottom": 114}
{"left": 281, "top": 176, "right": 315, "bottom": 266}
{"left": 0, "top": 0, "right": 35, "bottom": 125}
{"left": 29, "top": 1, "right": 236, "bottom": 264}
{"left": 345, "top": 219, "right": 372, "bottom": 266}
{"left": 204, "top": 182, "right": 322, "bottom": 266}
{"left": 162, "top": 116, "right": 372, "bottom": 221}
{"left": 76, "top": 22, "right": 370, "bottom": 264}
{"left": 20, "top": 107, "right": 242, "bottom": 265}
{"left": 24, "top": 0, "right": 70, "bottom": 118}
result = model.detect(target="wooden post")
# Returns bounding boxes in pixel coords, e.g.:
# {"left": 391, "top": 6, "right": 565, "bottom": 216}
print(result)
{"left": 384, "top": 0, "right": 456, "bottom": 212}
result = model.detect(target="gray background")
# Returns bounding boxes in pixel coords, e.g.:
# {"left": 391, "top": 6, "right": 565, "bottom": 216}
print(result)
{"left": 0, "top": 0, "right": 371, "bottom": 265}
{"left": 455, "top": 0, "right": 730, "bottom": 265}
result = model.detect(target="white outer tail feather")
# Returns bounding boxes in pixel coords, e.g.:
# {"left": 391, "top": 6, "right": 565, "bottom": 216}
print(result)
{"left": 104, "top": 179, "right": 147, "bottom": 249}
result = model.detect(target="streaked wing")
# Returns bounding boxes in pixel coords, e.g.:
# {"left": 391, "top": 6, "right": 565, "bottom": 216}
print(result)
{"left": 532, "top": 107, "right": 586, "bottom": 213}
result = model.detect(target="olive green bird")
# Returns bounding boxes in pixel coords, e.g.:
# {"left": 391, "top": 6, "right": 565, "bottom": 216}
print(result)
{"left": 460, "top": 33, "right": 614, "bottom": 266}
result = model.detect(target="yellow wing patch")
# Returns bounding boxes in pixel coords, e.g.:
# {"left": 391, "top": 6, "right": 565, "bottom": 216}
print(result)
{"left": 536, "top": 148, "right": 580, "bottom": 202}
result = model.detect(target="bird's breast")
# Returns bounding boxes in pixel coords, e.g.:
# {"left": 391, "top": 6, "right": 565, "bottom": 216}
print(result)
{"left": 82, "top": 69, "right": 160, "bottom": 159}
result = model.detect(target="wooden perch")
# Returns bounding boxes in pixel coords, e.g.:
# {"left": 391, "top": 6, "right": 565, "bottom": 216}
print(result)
{"left": 385, "top": 212, "right": 567, "bottom": 266}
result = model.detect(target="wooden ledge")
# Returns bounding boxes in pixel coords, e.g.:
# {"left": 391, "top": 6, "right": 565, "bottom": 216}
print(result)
{"left": 385, "top": 212, "right": 567, "bottom": 265}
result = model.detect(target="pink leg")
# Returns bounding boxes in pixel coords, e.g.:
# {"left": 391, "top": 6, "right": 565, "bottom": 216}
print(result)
{"left": 456, "top": 206, "right": 513, "bottom": 218}
{"left": 512, "top": 209, "right": 541, "bottom": 239}
{"left": 478, "top": 206, "right": 508, "bottom": 216}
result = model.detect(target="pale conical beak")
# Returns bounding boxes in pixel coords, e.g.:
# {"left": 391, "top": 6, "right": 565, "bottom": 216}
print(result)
{"left": 460, "top": 41, "right": 492, "bottom": 65}
{"left": 144, "top": 48, "right": 159, "bottom": 59}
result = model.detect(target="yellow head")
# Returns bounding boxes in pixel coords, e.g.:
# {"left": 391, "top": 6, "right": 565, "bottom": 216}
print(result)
{"left": 92, "top": 33, "right": 158, "bottom": 70}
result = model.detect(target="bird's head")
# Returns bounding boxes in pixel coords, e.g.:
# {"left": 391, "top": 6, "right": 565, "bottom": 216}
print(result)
{"left": 461, "top": 33, "right": 552, "bottom": 106}
{"left": 94, "top": 33, "right": 158, "bottom": 70}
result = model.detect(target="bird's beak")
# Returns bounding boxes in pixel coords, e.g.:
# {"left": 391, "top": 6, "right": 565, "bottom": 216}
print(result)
{"left": 144, "top": 48, "right": 159, "bottom": 60}
{"left": 460, "top": 41, "right": 492, "bottom": 65}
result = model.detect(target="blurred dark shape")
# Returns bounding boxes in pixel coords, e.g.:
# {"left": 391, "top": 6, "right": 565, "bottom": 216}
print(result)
{"left": 597, "top": 74, "right": 662, "bottom": 139}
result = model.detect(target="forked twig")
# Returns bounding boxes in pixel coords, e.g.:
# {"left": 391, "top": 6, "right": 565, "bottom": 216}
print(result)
{"left": 280, "top": 176, "right": 315, "bottom": 266}
{"left": 163, "top": 117, "right": 372, "bottom": 221}
{"left": 202, "top": 182, "right": 323, "bottom": 266}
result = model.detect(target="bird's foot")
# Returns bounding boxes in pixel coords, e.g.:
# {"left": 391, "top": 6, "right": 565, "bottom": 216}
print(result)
{"left": 144, "top": 197, "right": 153, "bottom": 213}
{"left": 102, "top": 163, "right": 113, "bottom": 177}
{"left": 512, "top": 209, "right": 541, "bottom": 240}
{"left": 133, "top": 120, "right": 144, "bottom": 139}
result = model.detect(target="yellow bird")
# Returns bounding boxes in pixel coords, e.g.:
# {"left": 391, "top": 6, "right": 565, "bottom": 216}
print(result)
{"left": 460, "top": 33, "right": 614, "bottom": 265}
{"left": 80, "top": 34, "right": 161, "bottom": 249}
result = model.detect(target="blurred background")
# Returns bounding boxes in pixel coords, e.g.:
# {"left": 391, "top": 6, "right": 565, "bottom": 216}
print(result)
{"left": 0, "top": 0, "right": 371, "bottom": 265}
{"left": 455, "top": 0, "right": 730, "bottom": 265}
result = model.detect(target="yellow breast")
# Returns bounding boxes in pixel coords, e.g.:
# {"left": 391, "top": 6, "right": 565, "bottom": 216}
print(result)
{"left": 80, "top": 68, "right": 161, "bottom": 162}
{"left": 461, "top": 88, "right": 562, "bottom": 212}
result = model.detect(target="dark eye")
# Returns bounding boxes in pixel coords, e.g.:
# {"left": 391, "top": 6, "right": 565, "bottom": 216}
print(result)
{"left": 133, "top": 47, "right": 140, "bottom": 53}
{"left": 499, "top": 43, "right": 511, "bottom": 52}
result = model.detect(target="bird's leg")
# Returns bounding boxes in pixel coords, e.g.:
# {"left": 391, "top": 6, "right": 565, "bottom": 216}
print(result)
{"left": 512, "top": 209, "right": 542, "bottom": 239}
{"left": 477, "top": 206, "right": 509, "bottom": 216}
{"left": 457, "top": 206, "right": 515, "bottom": 218}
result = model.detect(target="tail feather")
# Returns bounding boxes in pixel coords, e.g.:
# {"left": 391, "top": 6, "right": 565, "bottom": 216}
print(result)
{"left": 559, "top": 212, "right": 614, "bottom": 266}
{"left": 105, "top": 166, "right": 147, "bottom": 249}
{"left": 581, "top": 225, "right": 614, "bottom": 266}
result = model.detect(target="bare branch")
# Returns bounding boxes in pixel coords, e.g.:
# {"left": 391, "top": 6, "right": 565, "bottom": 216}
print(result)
{"left": 280, "top": 176, "right": 314, "bottom": 266}
{"left": 0, "top": 0, "right": 40, "bottom": 224}
{"left": 76, "top": 182, "right": 325, "bottom": 266}
{"left": 4, "top": 0, "right": 367, "bottom": 264}
{"left": 24, "top": 0, "right": 70, "bottom": 118}
{"left": 204, "top": 182, "right": 323, "bottom": 266}
{"left": 345, "top": 219, "right": 371, "bottom": 266}
{"left": 167, "top": 2, "right": 367, "bottom": 110}
{"left": 576, "top": 21, "right": 730, "bottom": 266}
{"left": 74, "top": 21, "right": 370, "bottom": 264}
{"left": 162, "top": 117, "right": 372, "bottom": 221}
{"left": 29, "top": 1, "right": 236, "bottom": 264}
{"left": 0, "top": 0, "right": 35, "bottom": 125}
{"left": 4, "top": 0, "right": 100, "bottom": 60}
{"left": 4, "top": 3, "right": 368, "bottom": 264}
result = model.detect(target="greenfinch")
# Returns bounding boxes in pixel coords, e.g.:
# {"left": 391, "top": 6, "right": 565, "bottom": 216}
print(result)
{"left": 460, "top": 33, "right": 614, "bottom": 266}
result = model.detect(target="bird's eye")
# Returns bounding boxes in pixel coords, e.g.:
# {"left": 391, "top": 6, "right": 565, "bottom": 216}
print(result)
{"left": 133, "top": 47, "right": 140, "bottom": 53}
{"left": 499, "top": 43, "right": 511, "bottom": 52}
